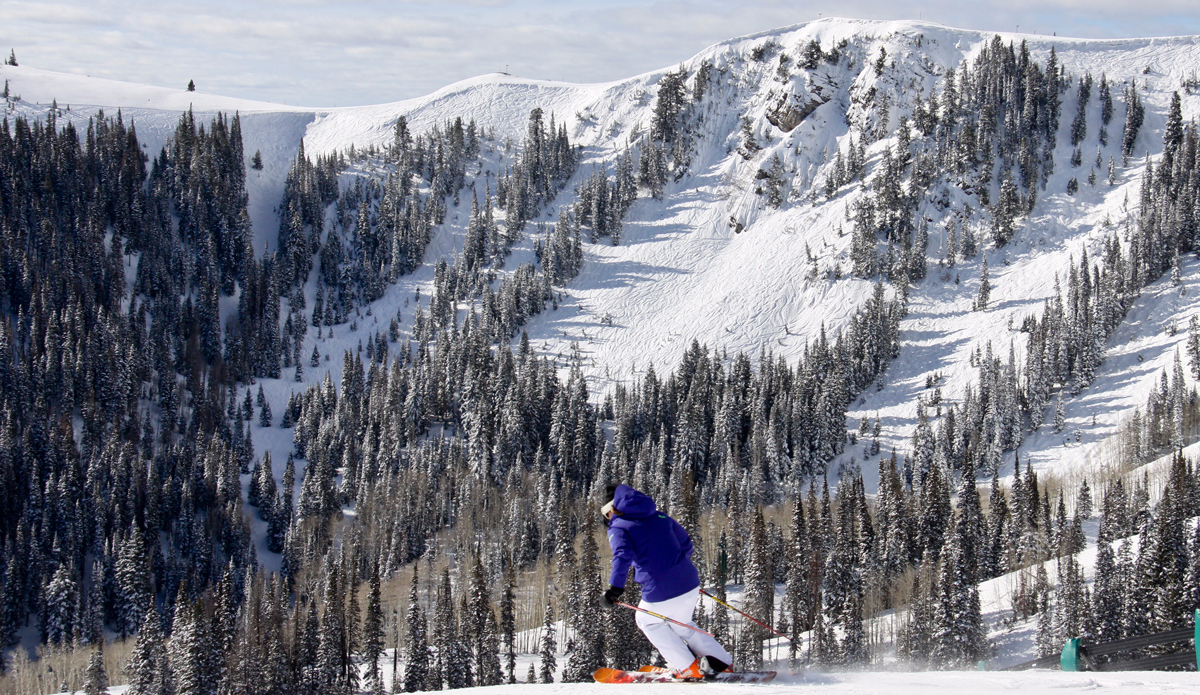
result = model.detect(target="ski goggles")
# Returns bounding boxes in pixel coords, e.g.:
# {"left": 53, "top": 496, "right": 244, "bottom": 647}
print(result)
{"left": 601, "top": 500, "right": 616, "bottom": 520}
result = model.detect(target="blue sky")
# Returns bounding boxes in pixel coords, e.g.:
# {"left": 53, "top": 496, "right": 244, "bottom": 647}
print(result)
{"left": 3, "top": 0, "right": 1199, "bottom": 107}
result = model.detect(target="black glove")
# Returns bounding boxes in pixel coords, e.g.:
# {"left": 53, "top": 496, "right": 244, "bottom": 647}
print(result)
{"left": 601, "top": 585, "right": 624, "bottom": 609}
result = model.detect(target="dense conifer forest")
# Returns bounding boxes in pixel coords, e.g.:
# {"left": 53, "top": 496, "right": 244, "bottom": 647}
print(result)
{"left": 0, "top": 27, "right": 1199, "bottom": 694}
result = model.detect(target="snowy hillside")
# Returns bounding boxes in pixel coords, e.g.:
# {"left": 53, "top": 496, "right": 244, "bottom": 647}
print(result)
{"left": 6, "top": 17, "right": 1200, "bottom": 694}
{"left": 5, "top": 20, "right": 1200, "bottom": 494}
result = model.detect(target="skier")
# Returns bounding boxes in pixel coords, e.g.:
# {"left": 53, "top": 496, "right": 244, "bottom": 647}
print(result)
{"left": 600, "top": 483, "right": 733, "bottom": 680}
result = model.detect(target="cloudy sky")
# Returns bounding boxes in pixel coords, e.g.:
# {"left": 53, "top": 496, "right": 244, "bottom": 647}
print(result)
{"left": 4, "top": 0, "right": 1200, "bottom": 107}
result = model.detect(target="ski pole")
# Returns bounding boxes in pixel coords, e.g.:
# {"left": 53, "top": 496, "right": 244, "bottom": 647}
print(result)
{"left": 699, "top": 589, "right": 790, "bottom": 642}
{"left": 615, "top": 602, "right": 717, "bottom": 638}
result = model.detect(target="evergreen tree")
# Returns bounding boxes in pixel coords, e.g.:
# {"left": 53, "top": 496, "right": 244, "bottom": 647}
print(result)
{"left": 116, "top": 527, "right": 153, "bottom": 636}
{"left": 840, "top": 577, "right": 867, "bottom": 665}
{"left": 168, "top": 597, "right": 210, "bottom": 695}
{"left": 901, "top": 558, "right": 935, "bottom": 666}
{"left": 974, "top": 256, "right": 991, "bottom": 311}
{"left": 1035, "top": 565, "right": 1057, "bottom": 657}
{"left": 931, "top": 515, "right": 986, "bottom": 668}
{"left": 603, "top": 575, "right": 649, "bottom": 670}
{"left": 126, "top": 600, "right": 169, "bottom": 695}
{"left": 1142, "top": 451, "right": 1192, "bottom": 630}
{"left": 499, "top": 565, "right": 517, "bottom": 683}
{"left": 404, "top": 566, "right": 431, "bottom": 693}
{"left": 363, "top": 565, "right": 386, "bottom": 695}
{"left": 1186, "top": 521, "right": 1200, "bottom": 622}
{"left": 538, "top": 600, "right": 557, "bottom": 683}
{"left": 42, "top": 563, "right": 77, "bottom": 645}
{"left": 315, "top": 567, "right": 346, "bottom": 694}
{"left": 764, "top": 155, "right": 786, "bottom": 208}
{"left": 563, "top": 532, "right": 605, "bottom": 681}
{"left": 431, "top": 567, "right": 466, "bottom": 689}
{"left": 1091, "top": 539, "right": 1123, "bottom": 643}
{"left": 465, "top": 557, "right": 503, "bottom": 686}
{"left": 1122, "top": 83, "right": 1144, "bottom": 161}
{"left": 785, "top": 496, "right": 813, "bottom": 666}
{"left": 83, "top": 643, "right": 109, "bottom": 695}
{"left": 742, "top": 508, "right": 774, "bottom": 669}
{"left": 1054, "top": 552, "right": 1088, "bottom": 645}
{"left": 1187, "top": 316, "right": 1200, "bottom": 379}
{"left": 991, "top": 176, "right": 1021, "bottom": 245}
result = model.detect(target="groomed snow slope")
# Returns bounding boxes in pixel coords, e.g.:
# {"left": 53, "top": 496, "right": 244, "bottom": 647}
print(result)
{"left": 5, "top": 18, "right": 1200, "bottom": 495}
{"left": 59, "top": 669, "right": 1200, "bottom": 695}
{"left": 456, "top": 670, "right": 1199, "bottom": 694}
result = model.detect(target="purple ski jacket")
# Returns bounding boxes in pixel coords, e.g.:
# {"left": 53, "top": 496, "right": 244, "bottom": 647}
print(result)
{"left": 606, "top": 484, "right": 700, "bottom": 602}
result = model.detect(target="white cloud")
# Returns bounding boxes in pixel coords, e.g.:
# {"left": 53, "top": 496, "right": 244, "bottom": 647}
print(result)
{"left": 3, "top": 0, "right": 1199, "bottom": 106}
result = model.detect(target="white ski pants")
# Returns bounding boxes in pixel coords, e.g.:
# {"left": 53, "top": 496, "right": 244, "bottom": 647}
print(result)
{"left": 635, "top": 587, "right": 733, "bottom": 671}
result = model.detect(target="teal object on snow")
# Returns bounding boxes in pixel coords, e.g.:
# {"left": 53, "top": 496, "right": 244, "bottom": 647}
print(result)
{"left": 1060, "top": 637, "right": 1081, "bottom": 672}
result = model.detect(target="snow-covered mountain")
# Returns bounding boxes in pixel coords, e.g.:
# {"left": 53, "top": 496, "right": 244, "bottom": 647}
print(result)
{"left": 6, "top": 18, "right": 1200, "bottom": 493}
{"left": 8, "top": 17, "right": 1200, "bottom": 694}
{"left": 4, "top": 18, "right": 1199, "bottom": 490}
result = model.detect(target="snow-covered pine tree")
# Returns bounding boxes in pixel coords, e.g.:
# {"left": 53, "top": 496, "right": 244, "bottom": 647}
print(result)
{"left": 603, "top": 570, "right": 648, "bottom": 670}
{"left": 1122, "top": 83, "right": 1144, "bottom": 162}
{"left": 1070, "top": 73, "right": 1091, "bottom": 147}
{"left": 315, "top": 565, "right": 346, "bottom": 694}
{"left": 1121, "top": 537, "right": 1152, "bottom": 642}
{"left": 1077, "top": 479, "right": 1093, "bottom": 520}
{"left": 931, "top": 514, "right": 986, "bottom": 668}
{"left": 840, "top": 573, "right": 867, "bottom": 665}
{"left": 709, "top": 540, "right": 732, "bottom": 646}
{"left": 917, "top": 458, "right": 951, "bottom": 563}
{"left": 1142, "top": 451, "right": 1193, "bottom": 631}
{"left": 465, "top": 556, "right": 503, "bottom": 686}
{"left": 168, "top": 596, "right": 212, "bottom": 695}
{"left": 126, "top": 599, "right": 169, "bottom": 695}
{"left": 262, "top": 578, "right": 294, "bottom": 695}
{"left": 116, "top": 526, "right": 153, "bottom": 637}
{"left": 897, "top": 558, "right": 932, "bottom": 666}
{"left": 499, "top": 564, "right": 517, "bottom": 683}
{"left": 42, "top": 562, "right": 77, "bottom": 645}
{"left": 298, "top": 602, "right": 322, "bottom": 694}
{"left": 403, "top": 565, "right": 431, "bottom": 693}
{"left": 1186, "top": 521, "right": 1200, "bottom": 621}
{"left": 563, "top": 531, "right": 605, "bottom": 681}
{"left": 363, "top": 564, "right": 385, "bottom": 695}
{"left": 982, "top": 472, "right": 1007, "bottom": 580}
{"left": 437, "top": 567, "right": 472, "bottom": 689}
{"left": 1187, "top": 316, "right": 1200, "bottom": 379}
{"left": 822, "top": 497, "right": 854, "bottom": 631}
{"left": 1035, "top": 576, "right": 1057, "bottom": 658}
{"left": 744, "top": 509, "right": 775, "bottom": 667}
{"left": 268, "top": 455, "right": 294, "bottom": 555}
{"left": 1091, "top": 538, "right": 1123, "bottom": 644}
{"left": 538, "top": 599, "right": 557, "bottom": 683}
{"left": 785, "top": 495, "right": 812, "bottom": 666}
{"left": 83, "top": 643, "right": 108, "bottom": 695}
{"left": 956, "top": 456, "right": 984, "bottom": 579}
{"left": 1053, "top": 552, "right": 1088, "bottom": 645}
{"left": 1098, "top": 478, "right": 1128, "bottom": 543}
{"left": 973, "top": 256, "right": 990, "bottom": 311}
{"left": 765, "top": 154, "right": 786, "bottom": 208}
